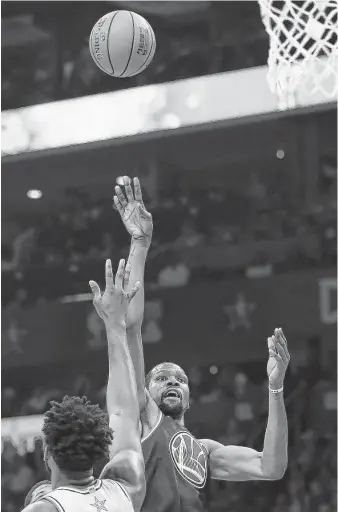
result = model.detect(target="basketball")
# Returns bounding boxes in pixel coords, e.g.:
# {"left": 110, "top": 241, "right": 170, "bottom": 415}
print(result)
{"left": 89, "top": 11, "right": 156, "bottom": 78}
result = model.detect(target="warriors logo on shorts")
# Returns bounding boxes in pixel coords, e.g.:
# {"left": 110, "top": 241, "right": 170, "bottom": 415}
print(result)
{"left": 169, "top": 431, "right": 208, "bottom": 488}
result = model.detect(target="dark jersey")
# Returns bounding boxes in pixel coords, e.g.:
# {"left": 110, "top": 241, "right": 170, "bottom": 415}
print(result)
{"left": 141, "top": 413, "right": 209, "bottom": 512}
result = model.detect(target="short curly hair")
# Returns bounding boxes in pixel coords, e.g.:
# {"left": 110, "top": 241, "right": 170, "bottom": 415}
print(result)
{"left": 42, "top": 396, "right": 113, "bottom": 472}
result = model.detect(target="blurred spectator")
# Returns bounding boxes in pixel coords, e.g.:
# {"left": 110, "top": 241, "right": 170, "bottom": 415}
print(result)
{"left": 2, "top": 289, "right": 29, "bottom": 355}
{"left": 157, "top": 252, "right": 190, "bottom": 288}
{"left": 2, "top": 244, "right": 15, "bottom": 272}
{"left": 271, "top": 492, "right": 289, "bottom": 512}
{"left": 218, "top": 418, "right": 246, "bottom": 446}
{"left": 73, "top": 374, "right": 91, "bottom": 397}
{"left": 20, "top": 387, "right": 60, "bottom": 416}
{"left": 231, "top": 372, "right": 260, "bottom": 438}
{"left": 2, "top": 441, "right": 35, "bottom": 511}
{"left": 12, "top": 227, "right": 36, "bottom": 269}
{"left": 142, "top": 299, "right": 163, "bottom": 343}
{"left": 175, "top": 220, "right": 205, "bottom": 248}
{"left": 2, "top": 388, "right": 19, "bottom": 419}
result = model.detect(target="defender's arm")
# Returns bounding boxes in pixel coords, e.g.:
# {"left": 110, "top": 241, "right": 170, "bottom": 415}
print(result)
{"left": 90, "top": 260, "right": 145, "bottom": 512}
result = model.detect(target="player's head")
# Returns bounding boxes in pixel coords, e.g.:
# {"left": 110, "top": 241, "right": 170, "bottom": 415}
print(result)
{"left": 24, "top": 480, "right": 52, "bottom": 507}
{"left": 146, "top": 362, "right": 189, "bottom": 420}
{"left": 42, "top": 395, "right": 113, "bottom": 479}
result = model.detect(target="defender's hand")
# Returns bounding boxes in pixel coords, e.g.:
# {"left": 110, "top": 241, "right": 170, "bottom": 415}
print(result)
{"left": 89, "top": 259, "right": 140, "bottom": 326}
{"left": 267, "top": 328, "right": 290, "bottom": 389}
{"left": 114, "top": 176, "right": 153, "bottom": 247}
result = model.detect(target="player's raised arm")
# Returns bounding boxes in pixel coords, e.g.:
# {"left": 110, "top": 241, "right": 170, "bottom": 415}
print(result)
{"left": 201, "top": 328, "right": 289, "bottom": 481}
{"left": 114, "top": 177, "right": 159, "bottom": 426}
{"left": 89, "top": 259, "right": 145, "bottom": 512}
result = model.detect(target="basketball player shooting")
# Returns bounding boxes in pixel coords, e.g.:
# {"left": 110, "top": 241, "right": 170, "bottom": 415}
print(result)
{"left": 114, "top": 176, "right": 290, "bottom": 512}
{"left": 23, "top": 258, "right": 145, "bottom": 512}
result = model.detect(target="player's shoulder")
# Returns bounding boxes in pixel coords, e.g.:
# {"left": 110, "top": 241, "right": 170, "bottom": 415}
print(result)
{"left": 101, "top": 451, "right": 145, "bottom": 512}
{"left": 22, "top": 500, "right": 56, "bottom": 512}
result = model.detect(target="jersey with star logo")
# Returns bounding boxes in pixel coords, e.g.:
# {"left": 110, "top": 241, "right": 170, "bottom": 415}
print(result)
{"left": 39, "top": 478, "right": 134, "bottom": 512}
{"left": 91, "top": 496, "right": 108, "bottom": 512}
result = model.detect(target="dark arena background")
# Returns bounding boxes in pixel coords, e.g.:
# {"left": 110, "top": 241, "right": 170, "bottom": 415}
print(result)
{"left": 1, "top": 2, "right": 337, "bottom": 511}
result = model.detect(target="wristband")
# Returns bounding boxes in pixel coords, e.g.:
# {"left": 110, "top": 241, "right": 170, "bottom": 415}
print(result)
{"left": 269, "top": 385, "right": 284, "bottom": 394}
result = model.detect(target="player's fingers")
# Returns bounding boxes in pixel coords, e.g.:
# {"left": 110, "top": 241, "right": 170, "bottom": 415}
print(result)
{"left": 275, "top": 328, "right": 290, "bottom": 359}
{"left": 139, "top": 204, "right": 152, "bottom": 220}
{"left": 272, "top": 335, "right": 288, "bottom": 366}
{"left": 124, "top": 176, "right": 134, "bottom": 202}
{"left": 105, "top": 259, "right": 115, "bottom": 291}
{"left": 113, "top": 195, "right": 124, "bottom": 214}
{"left": 268, "top": 337, "right": 276, "bottom": 355}
{"left": 127, "top": 280, "right": 141, "bottom": 302}
{"left": 269, "top": 347, "right": 283, "bottom": 363}
{"left": 267, "top": 336, "right": 274, "bottom": 351}
{"left": 269, "top": 348, "right": 279, "bottom": 359}
{"left": 115, "top": 259, "right": 125, "bottom": 290}
{"left": 276, "top": 341, "right": 289, "bottom": 366}
{"left": 278, "top": 327, "right": 288, "bottom": 346}
{"left": 133, "top": 177, "right": 144, "bottom": 204}
{"left": 89, "top": 280, "right": 101, "bottom": 303}
{"left": 115, "top": 186, "right": 127, "bottom": 207}
{"left": 124, "top": 261, "right": 132, "bottom": 288}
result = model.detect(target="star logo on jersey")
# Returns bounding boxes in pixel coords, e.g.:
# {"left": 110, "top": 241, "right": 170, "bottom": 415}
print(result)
{"left": 91, "top": 496, "right": 108, "bottom": 512}
{"left": 169, "top": 431, "right": 208, "bottom": 488}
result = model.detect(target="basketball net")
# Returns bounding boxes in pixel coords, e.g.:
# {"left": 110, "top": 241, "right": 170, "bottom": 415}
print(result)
{"left": 258, "top": 0, "right": 338, "bottom": 109}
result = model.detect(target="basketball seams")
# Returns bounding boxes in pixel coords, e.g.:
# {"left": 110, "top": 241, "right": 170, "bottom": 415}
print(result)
{"left": 106, "top": 11, "right": 120, "bottom": 75}
{"left": 89, "top": 25, "right": 111, "bottom": 76}
{"left": 120, "top": 11, "right": 135, "bottom": 78}
{"left": 125, "top": 19, "right": 155, "bottom": 78}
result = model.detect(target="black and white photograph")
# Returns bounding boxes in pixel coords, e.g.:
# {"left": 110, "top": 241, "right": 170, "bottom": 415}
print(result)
{"left": 1, "top": 2, "right": 337, "bottom": 511}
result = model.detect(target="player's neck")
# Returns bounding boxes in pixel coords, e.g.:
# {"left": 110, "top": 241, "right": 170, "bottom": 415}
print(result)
{"left": 177, "top": 415, "right": 185, "bottom": 427}
{"left": 53, "top": 470, "right": 95, "bottom": 489}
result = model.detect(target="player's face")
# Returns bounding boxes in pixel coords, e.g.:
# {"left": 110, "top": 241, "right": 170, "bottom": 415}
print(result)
{"left": 148, "top": 367, "right": 190, "bottom": 420}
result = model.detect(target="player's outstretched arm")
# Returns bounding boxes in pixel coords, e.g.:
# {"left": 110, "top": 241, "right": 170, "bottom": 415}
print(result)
{"left": 201, "top": 328, "right": 289, "bottom": 481}
{"left": 114, "top": 177, "right": 159, "bottom": 426}
{"left": 89, "top": 259, "right": 145, "bottom": 512}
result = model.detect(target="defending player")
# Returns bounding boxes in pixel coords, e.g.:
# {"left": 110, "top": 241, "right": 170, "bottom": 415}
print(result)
{"left": 23, "top": 259, "right": 145, "bottom": 512}
{"left": 114, "top": 177, "right": 290, "bottom": 512}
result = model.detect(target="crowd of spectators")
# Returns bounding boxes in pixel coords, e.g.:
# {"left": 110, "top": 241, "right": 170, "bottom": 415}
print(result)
{"left": 2, "top": 166, "right": 337, "bottom": 307}
{"left": 2, "top": 350, "right": 336, "bottom": 511}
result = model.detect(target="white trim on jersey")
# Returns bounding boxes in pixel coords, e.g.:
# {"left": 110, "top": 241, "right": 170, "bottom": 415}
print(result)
{"left": 56, "top": 479, "right": 102, "bottom": 494}
{"left": 42, "top": 495, "right": 65, "bottom": 512}
{"left": 113, "top": 480, "right": 131, "bottom": 502}
{"left": 141, "top": 412, "right": 163, "bottom": 443}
